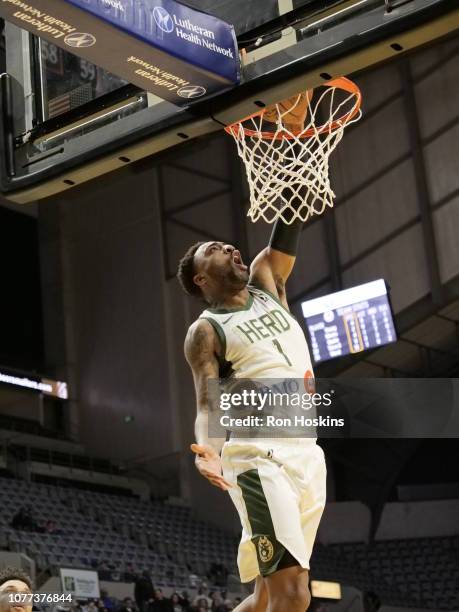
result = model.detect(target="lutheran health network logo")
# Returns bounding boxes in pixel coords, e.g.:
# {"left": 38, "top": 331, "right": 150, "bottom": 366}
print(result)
{"left": 152, "top": 5, "right": 235, "bottom": 59}
{"left": 153, "top": 6, "right": 174, "bottom": 33}
{"left": 152, "top": 5, "right": 234, "bottom": 98}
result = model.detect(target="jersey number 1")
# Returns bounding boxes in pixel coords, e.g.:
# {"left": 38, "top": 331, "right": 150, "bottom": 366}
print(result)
{"left": 273, "top": 339, "right": 292, "bottom": 366}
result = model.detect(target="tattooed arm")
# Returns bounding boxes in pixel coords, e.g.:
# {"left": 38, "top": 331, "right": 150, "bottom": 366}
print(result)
{"left": 184, "top": 318, "right": 230, "bottom": 491}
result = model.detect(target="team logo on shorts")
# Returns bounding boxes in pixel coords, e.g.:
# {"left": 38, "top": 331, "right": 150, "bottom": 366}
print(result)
{"left": 258, "top": 536, "right": 274, "bottom": 563}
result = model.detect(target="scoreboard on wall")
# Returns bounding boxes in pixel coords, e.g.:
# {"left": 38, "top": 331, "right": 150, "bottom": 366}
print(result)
{"left": 301, "top": 279, "right": 397, "bottom": 364}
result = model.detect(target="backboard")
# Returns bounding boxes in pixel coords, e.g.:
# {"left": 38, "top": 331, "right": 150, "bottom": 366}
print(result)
{"left": 0, "top": 0, "right": 458, "bottom": 203}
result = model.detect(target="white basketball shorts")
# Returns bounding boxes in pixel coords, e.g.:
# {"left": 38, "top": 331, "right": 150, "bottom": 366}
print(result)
{"left": 221, "top": 438, "right": 327, "bottom": 583}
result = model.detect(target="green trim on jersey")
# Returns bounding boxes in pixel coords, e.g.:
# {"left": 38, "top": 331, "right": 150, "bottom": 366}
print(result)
{"left": 237, "top": 468, "right": 287, "bottom": 577}
{"left": 207, "top": 292, "right": 254, "bottom": 314}
{"left": 249, "top": 282, "right": 294, "bottom": 318}
{"left": 200, "top": 317, "right": 233, "bottom": 378}
{"left": 200, "top": 316, "right": 227, "bottom": 361}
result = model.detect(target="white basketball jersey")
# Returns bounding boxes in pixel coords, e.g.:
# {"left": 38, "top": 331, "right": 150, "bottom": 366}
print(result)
{"left": 199, "top": 284, "right": 314, "bottom": 380}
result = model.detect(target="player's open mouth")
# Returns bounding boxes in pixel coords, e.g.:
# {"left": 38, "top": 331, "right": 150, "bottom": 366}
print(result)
{"left": 232, "top": 253, "right": 247, "bottom": 271}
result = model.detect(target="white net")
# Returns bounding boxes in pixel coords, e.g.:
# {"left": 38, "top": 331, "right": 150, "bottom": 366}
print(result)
{"left": 226, "top": 79, "right": 362, "bottom": 224}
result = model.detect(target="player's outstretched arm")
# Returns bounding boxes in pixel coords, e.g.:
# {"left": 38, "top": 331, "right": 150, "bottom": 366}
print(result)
{"left": 249, "top": 93, "right": 311, "bottom": 310}
{"left": 250, "top": 218, "right": 302, "bottom": 311}
{"left": 184, "top": 319, "right": 231, "bottom": 491}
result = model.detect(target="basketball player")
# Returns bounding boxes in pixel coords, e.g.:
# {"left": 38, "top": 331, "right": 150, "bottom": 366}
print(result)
{"left": 0, "top": 567, "right": 33, "bottom": 612}
{"left": 178, "top": 95, "right": 326, "bottom": 612}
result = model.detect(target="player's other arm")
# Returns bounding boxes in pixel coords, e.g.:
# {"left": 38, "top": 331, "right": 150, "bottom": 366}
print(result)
{"left": 249, "top": 218, "right": 302, "bottom": 311}
{"left": 184, "top": 319, "right": 231, "bottom": 491}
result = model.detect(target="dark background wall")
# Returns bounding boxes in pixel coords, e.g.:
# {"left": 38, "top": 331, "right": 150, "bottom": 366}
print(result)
{"left": 0, "top": 206, "right": 43, "bottom": 370}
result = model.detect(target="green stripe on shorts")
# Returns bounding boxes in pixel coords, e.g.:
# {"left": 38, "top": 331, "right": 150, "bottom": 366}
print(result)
{"left": 237, "top": 469, "right": 286, "bottom": 577}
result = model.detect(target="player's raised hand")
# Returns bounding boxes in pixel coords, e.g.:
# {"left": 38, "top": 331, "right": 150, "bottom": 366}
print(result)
{"left": 190, "top": 443, "right": 232, "bottom": 491}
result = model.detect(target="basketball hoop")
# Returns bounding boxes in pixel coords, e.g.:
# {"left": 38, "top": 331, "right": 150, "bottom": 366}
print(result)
{"left": 225, "top": 77, "right": 362, "bottom": 224}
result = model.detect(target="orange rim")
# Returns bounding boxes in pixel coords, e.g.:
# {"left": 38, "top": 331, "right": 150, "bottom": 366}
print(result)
{"left": 224, "top": 77, "right": 362, "bottom": 140}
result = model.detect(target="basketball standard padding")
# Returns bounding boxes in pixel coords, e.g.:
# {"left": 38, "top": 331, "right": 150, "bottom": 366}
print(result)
{"left": 0, "top": 0, "right": 240, "bottom": 103}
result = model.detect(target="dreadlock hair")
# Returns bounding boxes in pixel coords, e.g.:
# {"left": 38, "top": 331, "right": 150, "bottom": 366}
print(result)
{"left": 0, "top": 566, "right": 32, "bottom": 589}
{"left": 177, "top": 241, "right": 205, "bottom": 298}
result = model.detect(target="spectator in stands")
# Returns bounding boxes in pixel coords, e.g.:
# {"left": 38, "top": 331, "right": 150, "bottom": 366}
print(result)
{"left": 84, "top": 600, "right": 99, "bottom": 612}
{"left": 170, "top": 593, "right": 185, "bottom": 612}
{"left": 10, "top": 508, "right": 27, "bottom": 530}
{"left": 126, "top": 563, "right": 138, "bottom": 582}
{"left": 10, "top": 507, "right": 37, "bottom": 532}
{"left": 97, "top": 563, "right": 112, "bottom": 582}
{"left": 118, "top": 597, "right": 138, "bottom": 612}
{"left": 188, "top": 574, "right": 199, "bottom": 589}
{"left": 179, "top": 592, "right": 190, "bottom": 611}
{"left": 209, "top": 592, "right": 226, "bottom": 612}
{"left": 150, "top": 589, "right": 172, "bottom": 612}
{"left": 43, "top": 519, "right": 63, "bottom": 535}
{"left": 0, "top": 567, "right": 33, "bottom": 612}
{"left": 25, "top": 506, "right": 39, "bottom": 531}
{"left": 191, "top": 587, "right": 211, "bottom": 610}
{"left": 208, "top": 564, "right": 228, "bottom": 588}
{"left": 96, "top": 599, "right": 106, "bottom": 612}
{"left": 134, "top": 570, "right": 154, "bottom": 612}
{"left": 364, "top": 591, "right": 381, "bottom": 612}
{"left": 100, "top": 590, "right": 115, "bottom": 611}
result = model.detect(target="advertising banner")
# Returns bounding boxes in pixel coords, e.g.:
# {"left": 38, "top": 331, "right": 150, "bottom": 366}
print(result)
{"left": 60, "top": 568, "right": 100, "bottom": 599}
{"left": 0, "top": 367, "right": 68, "bottom": 399}
{"left": 0, "top": 0, "right": 240, "bottom": 103}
